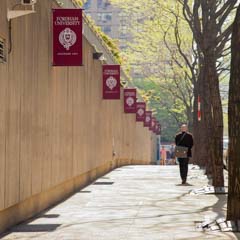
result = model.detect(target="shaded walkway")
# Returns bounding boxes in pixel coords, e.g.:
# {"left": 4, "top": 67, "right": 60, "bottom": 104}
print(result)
{"left": 2, "top": 166, "right": 240, "bottom": 239}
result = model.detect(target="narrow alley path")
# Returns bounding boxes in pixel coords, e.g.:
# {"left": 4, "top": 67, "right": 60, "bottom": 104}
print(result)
{"left": 2, "top": 165, "right": 239, "bottom": 240}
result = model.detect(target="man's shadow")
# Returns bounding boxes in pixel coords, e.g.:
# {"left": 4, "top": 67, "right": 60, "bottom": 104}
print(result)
{"left": 176, "top": 183, "right": 194, "bottom": 186}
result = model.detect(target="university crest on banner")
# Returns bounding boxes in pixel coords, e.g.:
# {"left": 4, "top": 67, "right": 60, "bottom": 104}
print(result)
{"left": 144, "top": 111, "right": 152, "bottom": 127}
{"left": 124, "top": 89, "right": 137, "bottom": 113}
{"left": 136, "top": 102, "right": 146, "bottom": 122}
{"left": 53, "top": 9, "right": 83, "bottom": 66}
{"left": 103, "top": 65, "right": 120, "bottom": 99}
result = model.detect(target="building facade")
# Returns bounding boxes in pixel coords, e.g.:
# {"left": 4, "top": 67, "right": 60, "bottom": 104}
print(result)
{"left": 83, "top": 0, "right": 130, "bottom": 50}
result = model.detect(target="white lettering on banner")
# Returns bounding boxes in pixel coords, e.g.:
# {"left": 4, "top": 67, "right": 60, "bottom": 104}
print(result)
{"left": 55, "top": 17, "right": 81, "bottom": 26}
{"left": 57, "top": 53, "right": 72, "bottom": 55}
{"left": 125, "top": 92, "right": 136, "bottom": 97}
{"left": 104, "top": 70, "right": 119, "bottom": 75}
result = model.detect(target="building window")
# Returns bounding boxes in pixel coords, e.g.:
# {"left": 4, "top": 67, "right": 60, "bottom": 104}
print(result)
{"left": 120, "top": 44, "right": 127, "bottom": 50}
{"left": 119, "top": 39, "right": 127, "bottom": 49}
{"left": 0, "top": 37, "right": 6, "bottom": 63}
{"left": 98, "top": 0, "right": 111, "bottom": 9}
{"left": 132, "top": 66, "right": 142, "bottom": 77}
{"left": 120, "top": 25, "right": 127, "bottom": 36}
{"left": 119, "top": 12, "right": 128, "bottom": 25}
{"left": 103, "top": 0, "right": 111, "bottom": 9}
{"left": 83, "top": 0, "right": 92, "bottom": 10}
{"left": 136, "top": 24, "right": 144, "bottom": 33}
{"left": 120, "top": 18, "right": 127, "bottom": 26}
{"left": 97, "top": 13, "right": 102, "bottom": 21}
{"left": 97, "top": 12, "right": 112, "bottom": 22}
{"left": 105, "top": 12, "right": 112, "bottom": 21}
{"left": 97, "top": 0, "right": 103, "bottom": 8}
{"left": 102, "top": 25, "right": 112, "bottom": 34}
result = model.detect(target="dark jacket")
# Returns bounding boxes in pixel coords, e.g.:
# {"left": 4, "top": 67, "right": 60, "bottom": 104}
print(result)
{"left": 175, "top": 132, "right": 194, "bottom": 157}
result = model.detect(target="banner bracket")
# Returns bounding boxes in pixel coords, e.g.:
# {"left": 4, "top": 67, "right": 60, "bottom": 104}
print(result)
{"left": 7, "top": 5, "right": 35, "bottom": 21}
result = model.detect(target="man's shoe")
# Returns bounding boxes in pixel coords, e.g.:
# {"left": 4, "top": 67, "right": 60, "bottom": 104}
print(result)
{"left": 182, "top": 179, "right": 186, "bottom": 184}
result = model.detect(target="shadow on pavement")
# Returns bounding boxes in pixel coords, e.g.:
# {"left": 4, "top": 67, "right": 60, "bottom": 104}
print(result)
{"left": 201, "top": 174, "right": 240, "bottom": 239}
{"left": 11, "top": 224, "right": 61, "bottom": 232}
{"left": 175, "top": 183, "right": 194, "bottom": 186}
{"left": 40, "top": 214, "right": 60, "bottom": 218}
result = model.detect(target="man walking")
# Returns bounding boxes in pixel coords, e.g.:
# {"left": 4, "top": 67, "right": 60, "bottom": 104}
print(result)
{"left": 175, "top": 124, "right": 194, "bottom": 184}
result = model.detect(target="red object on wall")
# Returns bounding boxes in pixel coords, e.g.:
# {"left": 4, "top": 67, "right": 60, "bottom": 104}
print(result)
{"left": 144, "top": 111, "right": 152, "bottom": 127}
{"left": 53, "top": 9, "right": 83, "bottom": 66}
{"left": 124, "top": 89, "right": 137, "bottom": 113}
{"left": 136, "top": 102, "right": 146, "bottom": 122}
{"left": 102, "top": 65, "right": 121, "bottom": 99}
{"left": 198, "top": 95, "right": 201, "bottom": 121}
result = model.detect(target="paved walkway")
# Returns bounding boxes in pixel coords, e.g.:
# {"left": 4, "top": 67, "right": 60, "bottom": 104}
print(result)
{"left": 2, "top": 165, "right": 240, "bottom": 240}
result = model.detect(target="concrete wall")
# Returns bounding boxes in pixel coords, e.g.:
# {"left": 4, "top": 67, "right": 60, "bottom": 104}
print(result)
{"left": 0, "top": 0, "right": 156, "bottom": 234}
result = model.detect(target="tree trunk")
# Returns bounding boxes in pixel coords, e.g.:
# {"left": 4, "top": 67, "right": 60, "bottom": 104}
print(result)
{"left": 192, "top": 51, "right": 215, "bottom": 174}
{"left": 227, "top": 4, "right": 240, "bottom": 220}
{"left": 204, "top": 55, "right": 224, "bottom": 187}
{"left": 192, "top": 64, "right": 210, "bottom": 168}
{"left": 200, "top": 1, "right": 224, "bottom": 187}
{"left": 192, "top": 85, "right": 199, "bottom": 165}
{"left": 201, "top": 62, "right": 214, "bottom": 175}
{"left": 187, "top": 106, "right": 193, "bottom": 133}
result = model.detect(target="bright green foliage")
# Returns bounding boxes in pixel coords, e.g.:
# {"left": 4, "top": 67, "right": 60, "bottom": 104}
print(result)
{"left": 72, "top": 0, "right": 84, "bottom": 7}
{"left": 134, "top": 79, "right": 187, "bottom": 142}
{"left": 110, "top": 0, "right": 194, "bottom": 141}
{"left": 97, "top": 28, "right": 123, "bottom": 65}
{"left": 84, "top": 15, "right": 123, "bottom": 65}
{"left": 72, "top": 0, "right": 123, "bottom": 64}
{"left": 101, "top": 36, "right": 122, "bottom": 64}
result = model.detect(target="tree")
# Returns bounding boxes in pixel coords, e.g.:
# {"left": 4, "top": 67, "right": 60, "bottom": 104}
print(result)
{"left": 135, "top": 80, "right": 188, "bottom": 142}
{"left": 227, "top": 3, "right": 240, "bottom": 221}
{"left": 179, "top": 0, "right": 238, "bottom": 187}
{"left": 110, "top": 0, "right": 236, "bottom": 185}
{"left": 110, "top": 0, "right": 195, "bottom": 139}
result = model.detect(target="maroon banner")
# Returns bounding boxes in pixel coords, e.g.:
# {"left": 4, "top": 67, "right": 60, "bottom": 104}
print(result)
{"left": 136, "top": 102, "right": 146, "bottom": 122}
{"left": 144, "top": 111, "right": 152, "bottom": 127}
{"left": 124, "top": 89, "right": 137, "bottom": 113}
{"left": 103, "top": 65, "right": 120, "bottom": 99}
{"left": 154, "top": 121, "right": 159, "bottom": 133}
{"left": 53, "top": 9, "right": 83, "bottom": 66}
{"left": 150, "top": 117, "right": 156, "bottom": 131}
{"left": 156, "top": 123, "right": 161, "bottom": 135}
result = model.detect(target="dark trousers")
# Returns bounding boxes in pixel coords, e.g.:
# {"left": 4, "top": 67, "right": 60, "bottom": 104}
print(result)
{"left": 178, "top": 158, "right": 189, "bottom": 181}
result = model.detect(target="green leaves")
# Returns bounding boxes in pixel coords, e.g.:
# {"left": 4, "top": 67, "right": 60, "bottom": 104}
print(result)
{"left": 110, "top": 0, "right": 194, "bottom": 141}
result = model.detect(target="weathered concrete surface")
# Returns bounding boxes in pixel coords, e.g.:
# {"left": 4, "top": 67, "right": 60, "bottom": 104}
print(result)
{"left": 1, "top": 165, "right": 240, "bottom": 240}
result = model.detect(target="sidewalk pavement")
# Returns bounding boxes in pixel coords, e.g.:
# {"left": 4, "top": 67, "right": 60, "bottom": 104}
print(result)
{"left": 2, "top": 165, "right": 240, "bottom": 240}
